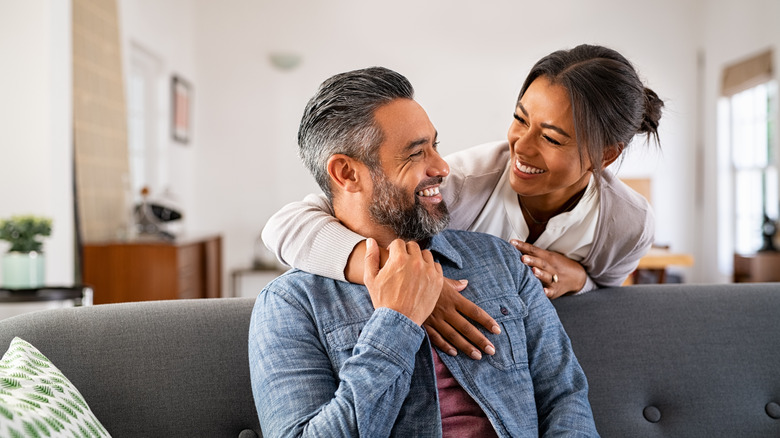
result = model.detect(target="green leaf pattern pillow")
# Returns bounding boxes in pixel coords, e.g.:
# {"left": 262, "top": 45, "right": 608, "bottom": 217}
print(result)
{"left": 0, "top": 337, "right": 110, "bottom": 437}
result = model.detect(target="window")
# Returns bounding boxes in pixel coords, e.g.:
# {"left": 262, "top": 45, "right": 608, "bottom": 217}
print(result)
{"left": 717, "top": 49, "right": 777, "bottom": 275}
{"left": 127, "top": 44, "right": 165, "bottom": 203}
{"left": 719, "top": 80, "right": 778, "bottom": 259}
{"left": 732, "top": 82, "right": 777, "bottom": 254}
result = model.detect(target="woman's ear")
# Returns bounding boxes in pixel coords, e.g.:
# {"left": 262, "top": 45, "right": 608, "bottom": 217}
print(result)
{"left": 327, "top": 154, "right": 365, "bottom": 193}
{"left": 601, "top": 143, "right": 624, "bottom": 169}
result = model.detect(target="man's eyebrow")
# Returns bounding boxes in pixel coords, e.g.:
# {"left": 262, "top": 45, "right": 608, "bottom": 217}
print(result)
{"left": 516, "top": 103, "right": 571, "bottom": 138}
{"left": 403, "top": 131, "right": 438, "bottom": 152}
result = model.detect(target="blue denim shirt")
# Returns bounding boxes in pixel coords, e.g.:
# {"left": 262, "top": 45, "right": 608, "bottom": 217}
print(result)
{"left": 249, "top": 229, "right": 598, "bottom": 437}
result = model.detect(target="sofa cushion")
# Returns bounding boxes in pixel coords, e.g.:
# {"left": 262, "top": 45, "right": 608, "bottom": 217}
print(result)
{"left": 553, "top": 283, "right": 780, "bottom": 437}
{"left": 0, "top": 298, "right": 262, "bottom": 438}
{"left": 0, "top": 337, "right": 110, "bottom": 437}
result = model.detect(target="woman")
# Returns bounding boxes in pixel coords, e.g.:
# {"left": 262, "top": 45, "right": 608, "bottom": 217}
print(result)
{"left": 262, "top": 44, "right": 663, "bottom": 358}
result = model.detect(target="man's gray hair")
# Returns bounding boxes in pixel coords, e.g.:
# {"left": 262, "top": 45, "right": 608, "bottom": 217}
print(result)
{"left": 297, "top": 66, "right": 414, "bottom": 200}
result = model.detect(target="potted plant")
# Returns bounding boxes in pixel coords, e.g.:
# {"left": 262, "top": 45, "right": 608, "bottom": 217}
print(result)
{"left": 0, "top": 215, "right": 52, "bottom": 289}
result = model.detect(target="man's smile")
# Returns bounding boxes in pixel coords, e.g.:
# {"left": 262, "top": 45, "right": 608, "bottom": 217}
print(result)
{"left": 417, "top": 186, "right": 440, "bottom": 197}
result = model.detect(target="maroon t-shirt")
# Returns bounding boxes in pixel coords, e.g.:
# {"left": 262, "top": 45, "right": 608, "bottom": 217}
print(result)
{"left": 432, "top": 348, "right": 498, "bottom": 437}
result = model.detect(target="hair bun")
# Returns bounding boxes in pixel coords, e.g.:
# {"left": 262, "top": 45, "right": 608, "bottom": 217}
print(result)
{"left": 640, "top": 87, "right": 664, "bottom": 136}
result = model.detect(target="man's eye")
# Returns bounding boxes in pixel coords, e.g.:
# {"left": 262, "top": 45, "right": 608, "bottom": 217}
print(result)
{"left": 433, "top": 141, "right": 440, "bottom": 150}
{"left": 410, "top": 151, "right": 423, "bottom": 158}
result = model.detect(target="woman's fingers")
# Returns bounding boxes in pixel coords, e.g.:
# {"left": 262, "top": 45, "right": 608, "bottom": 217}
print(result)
{"left": 451, "top": 290, "right": 500, "bottom": 336}
{"left": 512, "top": 239, "right": 587, "bottom": 298}
{"left": 423, "top": 278, "right": 499, "bottom": 359}
{"left": 425, "top": 312, "right": 490, "bottom": 360}
{"left": 424, "top": 323, "right": 456, "bottom": 357}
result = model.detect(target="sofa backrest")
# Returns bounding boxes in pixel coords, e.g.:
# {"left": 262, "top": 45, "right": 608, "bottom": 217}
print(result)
{"left": 0, "top": 297, "right": 262, "bottom": 438}
{"left": 2, "top": 284, "right": 779, "bottom": 437}
{"left": 553, "top": 283, "right": 780, "bottom": 437}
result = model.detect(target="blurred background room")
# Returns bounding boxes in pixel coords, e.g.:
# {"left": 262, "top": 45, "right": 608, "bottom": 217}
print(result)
{"left": 1, "top": 0, "right": 778, "bottom": 307}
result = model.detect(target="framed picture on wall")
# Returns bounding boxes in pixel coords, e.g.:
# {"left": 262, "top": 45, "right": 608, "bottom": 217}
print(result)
{"left": 171, "top": 75, "right": 192, "bottom": 143}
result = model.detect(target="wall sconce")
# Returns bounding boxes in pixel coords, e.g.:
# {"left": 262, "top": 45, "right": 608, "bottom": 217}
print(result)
{"left": 268, "top": 52, "right": 302, "bottom": 71}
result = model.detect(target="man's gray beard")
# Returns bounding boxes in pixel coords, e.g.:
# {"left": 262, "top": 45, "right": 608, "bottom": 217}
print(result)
{"left": 368, "top": 173, "right": 450, "bottom": 242}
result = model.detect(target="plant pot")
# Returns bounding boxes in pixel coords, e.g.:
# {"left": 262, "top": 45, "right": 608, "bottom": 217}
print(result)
{"left": 2, "top": 251, "right": 45, "bottom": 289}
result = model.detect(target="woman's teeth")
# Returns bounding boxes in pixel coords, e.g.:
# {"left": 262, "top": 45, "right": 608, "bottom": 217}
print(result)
{"left": 417, "top": 187, "right": 440, "bottom": 197}
{"left": 516, "top": 161, "right": 545, "bottom": 174}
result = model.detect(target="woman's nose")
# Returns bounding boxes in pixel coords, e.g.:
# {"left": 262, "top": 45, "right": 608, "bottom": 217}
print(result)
{"left": 508, "top": 126, "right": 533, "bottom": 156}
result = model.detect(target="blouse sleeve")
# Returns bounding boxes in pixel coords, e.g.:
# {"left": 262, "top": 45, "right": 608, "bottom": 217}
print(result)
{"left": 261, "top": 193, "right": 364, "bottom": 281}
{"left": 581, "top": 172, "right": 656, "bottom": 289}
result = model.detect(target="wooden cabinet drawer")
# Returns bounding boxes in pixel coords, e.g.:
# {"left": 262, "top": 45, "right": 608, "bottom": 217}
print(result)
{"left": 83, "top": 235, "right": 222, "bottom": 304}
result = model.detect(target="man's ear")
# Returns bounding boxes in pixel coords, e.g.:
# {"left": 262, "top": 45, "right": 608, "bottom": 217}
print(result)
{"left": 327, "top": 154, "right": 366, "bottom": 193}
{"left": 601, "top": 143, "right": 624, "bottom": 169}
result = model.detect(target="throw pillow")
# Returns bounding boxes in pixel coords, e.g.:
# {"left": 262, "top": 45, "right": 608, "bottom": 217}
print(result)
{"left": 0, "top": 337, "right": 110, "bottom": 437}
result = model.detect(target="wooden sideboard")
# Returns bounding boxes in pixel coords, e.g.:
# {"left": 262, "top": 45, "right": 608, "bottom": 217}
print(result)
{"left": 82, "top": 234, "right": 222, "bottom": 304}
{"left": 734, "top": 252, "right": 780, "bottom": 282}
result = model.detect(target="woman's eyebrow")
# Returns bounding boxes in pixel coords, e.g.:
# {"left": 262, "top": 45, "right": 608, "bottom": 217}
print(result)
{"left": 541, "top": 123, "right": 571, "bottom": 138}
{"left": 517, "top": 102, "right": 571, "bottom": 138}
{"left": 516, "top": 102, "right": 529, "bottom": 118}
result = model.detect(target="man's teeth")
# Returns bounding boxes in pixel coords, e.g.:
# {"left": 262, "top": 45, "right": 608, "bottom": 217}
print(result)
{"left": 516, "top": 161, "right": 545, "bottom": 174}
{"left": 417, "top": 187, "right": 440, "bottom": 197}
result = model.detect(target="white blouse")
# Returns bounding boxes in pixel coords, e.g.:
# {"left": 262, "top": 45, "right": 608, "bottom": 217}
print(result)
{"left": 469, "top": 165, "right": 599, "bottom": 263}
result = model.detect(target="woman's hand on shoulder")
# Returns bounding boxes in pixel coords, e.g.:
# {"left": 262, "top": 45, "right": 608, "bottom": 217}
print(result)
{"left": 510, "top": 240, "right": 587, "bottom": 299}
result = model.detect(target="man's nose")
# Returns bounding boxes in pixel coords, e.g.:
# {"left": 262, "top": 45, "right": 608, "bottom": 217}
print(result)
{"left": 427, "top": 151, "right": 449, "bottom": 178}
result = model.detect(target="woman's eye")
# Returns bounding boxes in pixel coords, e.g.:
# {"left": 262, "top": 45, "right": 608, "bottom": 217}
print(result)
{"left": 513, "top": 114, "right": 527, "bottom": 125}
{"left": 544, "top": 136, "right": 562, "bottom": 146}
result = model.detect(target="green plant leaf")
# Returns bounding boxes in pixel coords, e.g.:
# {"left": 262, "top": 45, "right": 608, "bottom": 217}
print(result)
{"left": 0, "top": 215, "right": 52, "bottom": 253}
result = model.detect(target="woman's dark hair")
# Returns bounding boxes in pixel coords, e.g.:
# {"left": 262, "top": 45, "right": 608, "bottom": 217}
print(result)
{"left": 518, "top": 44, "right": 664, "bottom": 182}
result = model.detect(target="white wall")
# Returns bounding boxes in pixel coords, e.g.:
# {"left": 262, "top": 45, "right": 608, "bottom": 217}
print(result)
{"left": 0, "top": 0, "right": 73, "bottom": 285}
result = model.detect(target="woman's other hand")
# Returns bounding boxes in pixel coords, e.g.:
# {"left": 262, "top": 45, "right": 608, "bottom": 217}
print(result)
{"left": 423, "top": 278, "right": 501, "bottom": 360}
{"left": 510, "top": 240, "right": 587, "bottom": 299}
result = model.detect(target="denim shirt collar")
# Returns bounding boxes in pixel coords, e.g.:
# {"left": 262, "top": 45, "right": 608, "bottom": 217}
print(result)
{"left": 427, "top": 233, "right": 464, "bottom": 269}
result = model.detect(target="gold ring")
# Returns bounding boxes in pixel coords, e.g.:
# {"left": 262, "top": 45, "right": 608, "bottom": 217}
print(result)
{"left": 552, "top": 274, "right": 559, "bottom": 283}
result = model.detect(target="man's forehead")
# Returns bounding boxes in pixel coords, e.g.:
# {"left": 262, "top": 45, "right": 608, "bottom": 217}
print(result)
{"left": 373, "top": 99, "right": 436, "bottom": 152}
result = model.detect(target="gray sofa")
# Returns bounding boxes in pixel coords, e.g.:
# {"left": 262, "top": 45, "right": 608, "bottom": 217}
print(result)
{"left": 0, "top": 283, "right": 778, "bottom": 437}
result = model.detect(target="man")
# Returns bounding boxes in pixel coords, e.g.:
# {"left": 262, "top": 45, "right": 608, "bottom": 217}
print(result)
{"left": 248, "top": 66, "right": 597, "bottom": 437}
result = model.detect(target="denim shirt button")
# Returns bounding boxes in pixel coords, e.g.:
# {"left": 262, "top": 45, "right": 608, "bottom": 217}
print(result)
{"left": 643, "top": 406, "right": 661, "bottom": 423}
{"left": 766, "top": 401, "right": 780, "bottom": 419}
{"left": 238, "top": 429, "right": 259, "bottom": 438}
{"left": 500, "top": 306, "right": 509, "bottom": 315}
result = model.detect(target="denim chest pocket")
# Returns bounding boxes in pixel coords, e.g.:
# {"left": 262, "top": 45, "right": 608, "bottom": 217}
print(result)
{"left": 475, "top": 295, "right": 529, "bottom": 370}
{"left": 324, "top": 321, "right": 365, "bottom": 369}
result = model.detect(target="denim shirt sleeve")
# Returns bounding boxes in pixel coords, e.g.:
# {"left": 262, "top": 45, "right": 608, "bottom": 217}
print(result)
{"left": 517, "top": 265, "right": 597, "bottom": 436}
{"left": 248, "top": 285, "right": 427, "bottom": 438}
